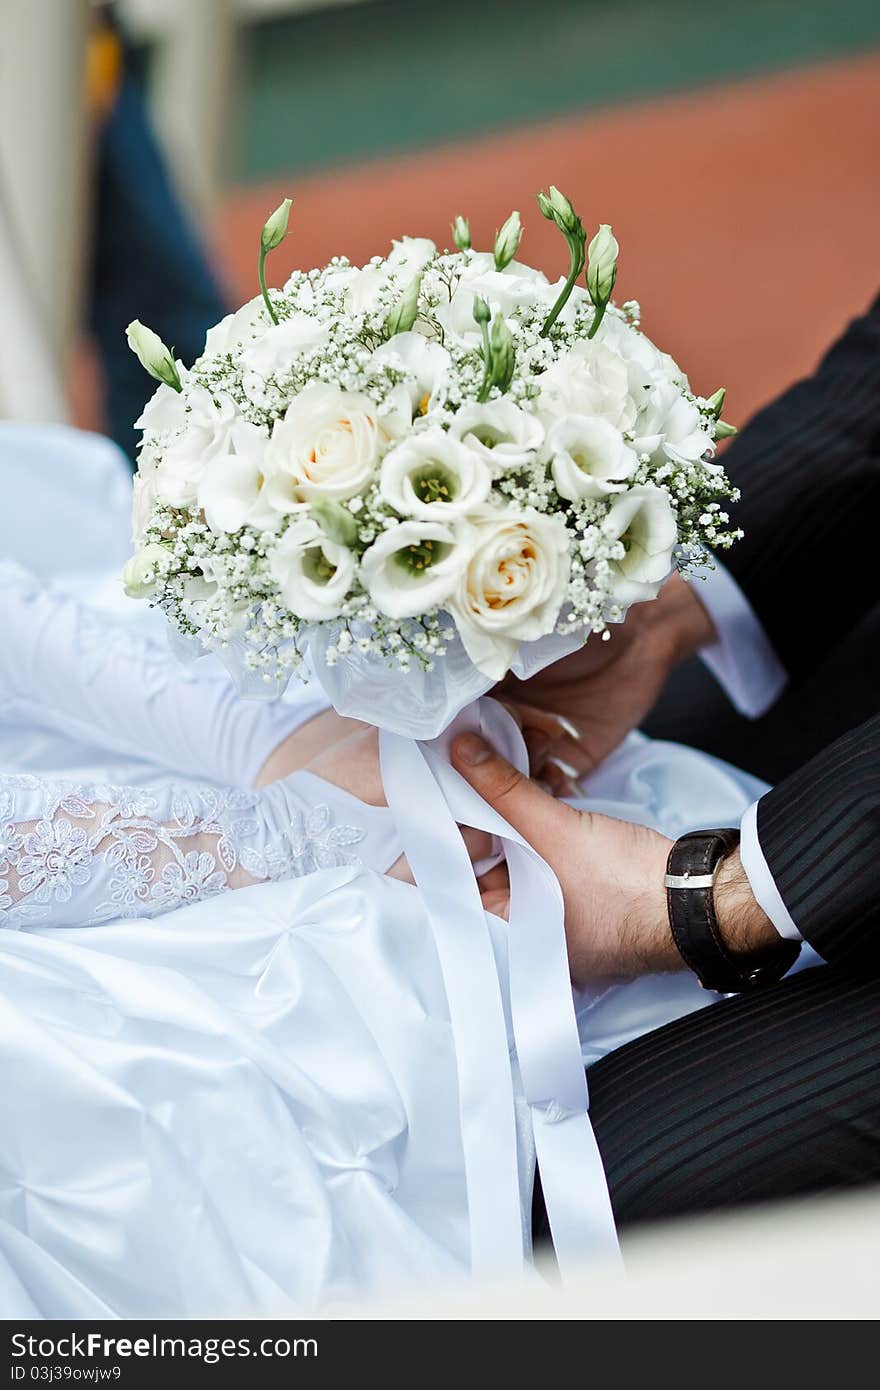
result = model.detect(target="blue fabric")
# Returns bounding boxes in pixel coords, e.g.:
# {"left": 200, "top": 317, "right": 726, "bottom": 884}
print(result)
{"left": 88, "top": 75, "right": 228, "bottom": 463}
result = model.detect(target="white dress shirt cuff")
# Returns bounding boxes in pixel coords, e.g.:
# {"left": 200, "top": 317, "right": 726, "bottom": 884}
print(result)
{"left": 739, "top": 799, "right": 803, "bottom": 942}
{"left": 695, "top": 559, "right": 788, "bottom": 718}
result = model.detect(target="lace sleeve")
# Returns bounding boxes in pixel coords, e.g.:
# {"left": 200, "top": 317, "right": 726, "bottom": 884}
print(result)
{"left": 0, "top": 770, "right": 398, "bottom": 930}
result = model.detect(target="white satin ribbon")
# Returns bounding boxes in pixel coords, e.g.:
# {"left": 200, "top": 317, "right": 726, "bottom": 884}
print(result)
{"left": 380, "top": 726, "right": 525, "bottom": 1279}
{"left": 380, "top": 698, "right": 621, "bottom": 1281}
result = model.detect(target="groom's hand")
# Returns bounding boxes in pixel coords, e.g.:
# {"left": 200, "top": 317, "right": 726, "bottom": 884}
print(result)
{"left": 452, "top": 731, "right": 779, "bottom": 987}
{"left": 499, "top": 573, "right": 716, "bottom": 791}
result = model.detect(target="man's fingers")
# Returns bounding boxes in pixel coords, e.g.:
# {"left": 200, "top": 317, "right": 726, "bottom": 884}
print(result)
{"left": 386, "top": 852, "right": 414, "bottom": 883}
{"left": 506, "top": 700, "right": 598, "bottom": 778}
{"left": 451, "top": 732, "right": 572, "bottom": 850}
{"left": 460, "top": 826, "right": 494, "bottom": 864}
{"left": 477, "top": 861, "right": 510, "bottom": 894}
{"left": 481, "top": 888, "right": 511, "bottom": 921}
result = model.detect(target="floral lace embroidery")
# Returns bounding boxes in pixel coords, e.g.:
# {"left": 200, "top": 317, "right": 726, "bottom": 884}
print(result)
{"left": 0, "top": 775, "right": 367, "bottom": 929}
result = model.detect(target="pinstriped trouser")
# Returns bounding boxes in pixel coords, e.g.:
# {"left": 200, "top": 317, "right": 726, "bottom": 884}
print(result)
{"left": 533, "top": 965, "right": 880, "bottom": 1238}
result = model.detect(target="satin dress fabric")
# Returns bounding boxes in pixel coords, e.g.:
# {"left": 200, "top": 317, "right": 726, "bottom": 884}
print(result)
{"left": 0, "top": 425, "right": 821, "bottom": 1317}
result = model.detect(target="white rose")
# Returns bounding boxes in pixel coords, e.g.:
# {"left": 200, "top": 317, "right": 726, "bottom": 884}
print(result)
{"left": 268, "top": 517, "right": 356, "bottom": 621}
{"left": 602, "top": 485, "right": 678, "bottom": 605}
{"left": 544, "top": 414, "right": 638, "bottom": 501}
{"left": 122, "top": 542, "right": 170, "bottom": 599}
{"left": 361, "top": 519, "right": 473, "bottom": 619}
{"left": 379, "top": 428, "right": 491, "bottom": 521}
{"left": 369, "top": 331, "right": 451, "bottom": 418}
{"left": 263, "top": 382, "right": 387, "bottom": 512}
{"left": 449, "top": 400, "right": 544, "bottom": 472}
{"left": 197, "top": 424, "right": 279, "bottom": 535}
{"left": 449, "top": 507, "right": 570, "bottom": 679}
{"left": 537, "top": 339, "right": 638, "bottom": 433}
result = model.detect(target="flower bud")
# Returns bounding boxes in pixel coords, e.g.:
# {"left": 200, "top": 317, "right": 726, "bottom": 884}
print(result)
{"left": 122, "top": 542, "right": 170, "bottom": 599}
{"left": 493, "top": 210, "right": 522, "bottom": 270}
{"left": 260, "top": 197, "right": 293, "bottom": 252}
{"left": 537, "top": 185, "right": 580, "bottom": 237}
{"left": 714, "top": 419, "right": 738, "bottom": 440}
{"left": 472, "top": 295, "right": 491, "bottom": 327}
{"left": 310, "top": 497, "right": 359, "bottom": 548}
{"left": 704, "top": 387, "right": 726, "bottom": 419}
{"left": 489, "top": 313, "right": 516, "bottom": 392}
{"left": 586, "top": 224, "right": 619, "bottom": 307}
{"left": 452, "top": 215, "right": 471, "bottom": 251}
{"left": 125, "top": 321, "right": 182, "bottom": 392}
{"left": 384, "top": 270, "right": 424, "bottom": 338}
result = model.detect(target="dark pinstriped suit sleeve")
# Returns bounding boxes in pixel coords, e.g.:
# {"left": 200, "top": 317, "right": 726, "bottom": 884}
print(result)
{"left": 719, "top": 292, "right": 880, "bottom": 684}
{"left": 756, "top": 713, "right": 880, "bottom": 971}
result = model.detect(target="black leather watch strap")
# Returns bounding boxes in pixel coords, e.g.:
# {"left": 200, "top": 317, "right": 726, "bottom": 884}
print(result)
{"left": 665, "top": 829, "right": 800, "bottom": 993}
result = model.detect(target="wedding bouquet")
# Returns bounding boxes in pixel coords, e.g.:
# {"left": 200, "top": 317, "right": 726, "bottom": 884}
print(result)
{"left": 123, "top": 188, "right": 739, "bottom": 692}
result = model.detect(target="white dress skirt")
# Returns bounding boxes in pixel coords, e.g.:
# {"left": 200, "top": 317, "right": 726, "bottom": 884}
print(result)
{"left": 0, "top": 424, "right": 819, "bottom": 1318}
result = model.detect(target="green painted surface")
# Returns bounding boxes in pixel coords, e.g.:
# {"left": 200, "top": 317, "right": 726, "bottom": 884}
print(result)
{"left": 233, "top": 0, "right": 880, "bottom": 180}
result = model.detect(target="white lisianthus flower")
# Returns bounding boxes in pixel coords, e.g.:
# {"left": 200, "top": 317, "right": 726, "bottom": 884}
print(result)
{"left": 122, "top": 543, "right": 170, "bottom": 599}
{"left": 152, "top": 387, "right": 248, "bottom": 508}
{"left": 369, "top": 332, "right": 451, "bottom": 419}
{"left": 268, "top": 517, "right": 356, "bottom": 621}
{"left": 634, "top": 382, "right": 714, "bottom": 463}
{"left": 131, "top": 455, "right": 161, "bottom": 546}
{"left": 346, "top": 237, "right": 436, "bottom": 314}
{"left": 544, "top": 414, "right": 638, "bottom": 501}
{"left": 602, "top": 485, "right": 678, "bottom": 605}
{"left": 449, "top": 507, "right": 570, "bottom": 680}
{"left": 449, "top": 400, "right": 544, "bottom": 472}
{"left": 379, "top": 429, "right": 491, "bottom": 521}
{"left": 198, "top": 424, "right": 279, "bottom": 535}
{"left": 596, "top": 312, "right": 666, "bottom": 386}
{"left": 436, "top": 257, "right": 551, "bottom": 344}
{"left": 361, "top": 519, "right": 473, "bottom": 619}
{"left": 537, "top": 339, "right": 638, "bottom": 433}
{"left": 263, "top": 382, "right": 388, "bottom": 511}
{"left": 202, "top": 295, "right": 271, "bottom": 358}
{"left": 134, "top": 382, "right": 188, "bottom": 440}
{"left": 240, "top": 312, "right": 330, "bottom": 386}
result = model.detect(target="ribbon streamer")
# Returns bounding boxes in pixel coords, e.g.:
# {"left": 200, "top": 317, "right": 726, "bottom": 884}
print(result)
{"left": 380, "top": 724, "right": 524, "bottom": 1280}
{"left": 381, "top": 697, "right": 621, "bottom": 1282}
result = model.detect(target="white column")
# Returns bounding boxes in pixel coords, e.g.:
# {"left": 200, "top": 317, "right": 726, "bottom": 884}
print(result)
{"left": 147, "top": 0, "right": 235, "bottom": 219}
{"left": 0, "top": 0, "right": 91, "bottom": 384}
{"left": 0, "top": 189, "right": 68, "bottom": 422}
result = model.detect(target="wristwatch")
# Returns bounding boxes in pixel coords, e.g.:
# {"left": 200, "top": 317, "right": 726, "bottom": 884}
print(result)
{"left": 665, "top": 828, "right": 800, "bottom": 993}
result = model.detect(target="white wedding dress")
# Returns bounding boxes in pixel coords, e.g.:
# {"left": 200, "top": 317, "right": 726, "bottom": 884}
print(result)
{"left": 0, "top": 424, "right": 817, "bottom": 1319}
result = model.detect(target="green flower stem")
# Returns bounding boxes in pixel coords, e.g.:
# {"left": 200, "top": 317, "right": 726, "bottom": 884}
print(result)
{"left": 586, "top": 298, "right": 609, "bottom": 340}
{"left": 540, "top": 236, "right": 585, "bottom": 338}
{"left": 258, "top": 246, "right": 280, "bottom": 326}
{"left": 477, "top": 317, "right": 493, "bottom": 402}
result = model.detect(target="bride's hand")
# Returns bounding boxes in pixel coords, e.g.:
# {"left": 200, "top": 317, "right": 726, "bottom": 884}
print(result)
{"left": 302, "top": 724, "right": 386, "bottom": 807}
{"left": 303, "top": 725, "right": 495, "bottom": 882}
{"left": 498, "top": 574, "right": 716, "bottom": 792}
{"left": 254, "top": 708, "right": 370, "bottom": 789}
